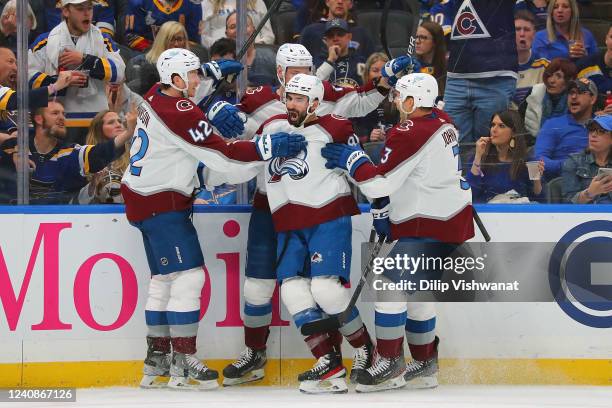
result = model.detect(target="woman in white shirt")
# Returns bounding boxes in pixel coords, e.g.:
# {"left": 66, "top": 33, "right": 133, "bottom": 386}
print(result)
{"left": 201, "top": 0, "right": 275, "bottom": 48}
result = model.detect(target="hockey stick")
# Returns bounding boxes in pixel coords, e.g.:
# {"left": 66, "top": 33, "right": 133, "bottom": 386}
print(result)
{"left": 472, "top": 207, "right": 491, "bottom": 242}
{"left": 381, "top": 0, "right": 420, "bottom": 62}
{"left": 201, "top": 0, "right": 283, "bottom": 112}
{"left": 300, "top": 230, "right": 395, "bottom": 336}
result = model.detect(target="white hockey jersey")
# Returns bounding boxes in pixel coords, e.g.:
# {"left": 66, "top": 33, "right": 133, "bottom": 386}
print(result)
{"left": 121, "top": 87, "right": 261, "bottom": 222}
{"left": 352, "top": 109, "right": 474, "bottom": 243}
{"left": 258, "top": 114, "right": 361, "bottom": 232}
{"left": 236, "top": 80, "right": 386, "bottom": 210}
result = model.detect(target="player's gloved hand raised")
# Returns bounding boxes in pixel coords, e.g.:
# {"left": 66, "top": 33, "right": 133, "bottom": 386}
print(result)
{"left": 371, "top": 196, "right": 391, "bottom": 239}
{"left": 382, "top": 55, "right": 421, "bottom": 86}
{"left": 202, "top": 59, "right": 244, "bottom": 85}
{"left": 207, "top": 101, "right": 246, "bottom": 138}
{"left": 256, "top": 132, "right": 307, "bottom": 160}
{"left": 321, "top": 143, "right": 371, "bottom": 177}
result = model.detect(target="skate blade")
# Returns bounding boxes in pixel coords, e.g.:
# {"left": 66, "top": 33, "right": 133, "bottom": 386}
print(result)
{"left": 404, "top": 375, "right": 438, "bottom": 389}
{"left": 355, "top": 375, "right": 407, "bottom": 393}
{"left": 168, "top": 376, "right": 219, "bottom": 390}
{"left": 222, "top": 369, "right": 265, "bottom": 386}
{"left": 299, "top": 378, "right": 348, "bottom": 394}
{"left": 139, "top": 375, "right": 169, "bottom": 389}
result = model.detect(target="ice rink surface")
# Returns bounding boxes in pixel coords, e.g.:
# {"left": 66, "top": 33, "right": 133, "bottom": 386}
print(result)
{"left": 5, "top": 386, "right": 611, "bottom": 408}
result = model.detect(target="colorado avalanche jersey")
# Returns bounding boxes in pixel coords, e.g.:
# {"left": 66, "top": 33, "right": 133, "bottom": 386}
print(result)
{"left": 259, "top": 114, "right": 361, "bottom": 232}
{"left": 121, "top": 87, "right": 261, "bottom": 222}
{"left": 236, "top": 80, "right": 385, "bottom": 209}
{"left": 352, "top": 109, "right": 474, "bottom": 243}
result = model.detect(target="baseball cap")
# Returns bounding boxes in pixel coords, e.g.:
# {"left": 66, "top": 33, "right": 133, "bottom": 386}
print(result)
{"left": 588, "top": 114, "right": 612, "bottom": 132}
{"left": 568, "top": 77, "right": 598, "bottom": 97}
{"left": 61, "top": 0, "right": 92, "bottom": 6}
{"left": 324, "top": 18, "right": 350, "bottom": 35}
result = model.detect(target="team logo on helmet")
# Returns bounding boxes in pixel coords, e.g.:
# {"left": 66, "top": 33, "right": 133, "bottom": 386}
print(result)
{"left": 268, "top": 150, "right": 309, "bottom": 183}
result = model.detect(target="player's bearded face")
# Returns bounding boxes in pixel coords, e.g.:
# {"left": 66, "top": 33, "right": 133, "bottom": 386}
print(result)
{"left": 286, "top": 94, "right": 309, "bottom": 126}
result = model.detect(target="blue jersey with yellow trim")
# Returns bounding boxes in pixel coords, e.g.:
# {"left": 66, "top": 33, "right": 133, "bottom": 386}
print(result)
{"left": 576, "top": 51, "right": 612, "bottom": 96}
{"left": 125, "top": 0, "right": 202, "bottom": 51}
{"left": 428, "top": 0, "right": 452, "bottom": 37}
{"left": 515, "top": 53, "right": 549, "bottom": 105}
{"left": 44, "top": 0, "right": 117, "bottom": 37}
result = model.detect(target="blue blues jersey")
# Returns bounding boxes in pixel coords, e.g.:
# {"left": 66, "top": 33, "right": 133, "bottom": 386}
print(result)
{"left": 125, "top": 0, "right": 202, "bottom": 51}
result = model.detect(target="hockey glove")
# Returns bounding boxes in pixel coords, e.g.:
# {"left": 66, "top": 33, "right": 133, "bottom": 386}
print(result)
{"left": 371, "top": 197, "right": 391, "bottom": 239}
{"left": 381, "top": 55, "right": 422, "bottom": 86}
{"left": 256, "top": 132, "right": 307, "bottom": 160}
{"left": 207, "top": 101, "right": 246, "bottom": 138}
{"left": 202, "top": 59, "right": 244, "bottom": 85}
{"left": 321, "top": 143, "right": 371, "bottom": 177}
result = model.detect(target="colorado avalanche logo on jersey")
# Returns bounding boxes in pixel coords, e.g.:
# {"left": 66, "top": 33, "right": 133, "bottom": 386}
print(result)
{"left": 268, "top": 150, "right": 309, "bottom": 183}
{"left": 451, "top": 0, "right": 491, "bottom": 40}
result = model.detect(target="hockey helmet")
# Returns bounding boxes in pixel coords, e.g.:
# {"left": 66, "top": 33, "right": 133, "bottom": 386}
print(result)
{"left": 276, "top": 43, "right": 313, "bottom": 85}
{"left": 285, "top": 73, "right": 324, "bottom": 113}
{"left": 157, "top": 48, "right": 201, "bottom": 93}
{"left": 394, "top": 73, "right": 438, "bottom": 114}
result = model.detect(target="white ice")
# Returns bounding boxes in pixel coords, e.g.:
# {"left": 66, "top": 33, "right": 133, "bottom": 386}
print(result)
{"left": 6, "top": 386, "right": 611, "bottom": 408}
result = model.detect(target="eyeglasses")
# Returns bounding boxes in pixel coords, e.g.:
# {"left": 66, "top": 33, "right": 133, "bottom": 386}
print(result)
{"left": 415, "top": 35, "right": 432, "bottom": 41}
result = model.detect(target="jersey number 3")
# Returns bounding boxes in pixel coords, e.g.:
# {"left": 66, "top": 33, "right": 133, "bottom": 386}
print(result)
{"left": 130, "top": 128, "right": 149, "bottom": 176}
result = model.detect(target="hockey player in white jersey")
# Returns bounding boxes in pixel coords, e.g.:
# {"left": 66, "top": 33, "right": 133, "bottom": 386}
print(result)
{"left": 218, "top": 45, "right": 417, "bottom": 386}
{"left": 121, "top": 48, "right": 306, "bottom": 391}
{"left": 244, "top": 74, "right": 377, "bottom": 394}
{"left": 322, "top": 73, "right": 475, "bottom": 392}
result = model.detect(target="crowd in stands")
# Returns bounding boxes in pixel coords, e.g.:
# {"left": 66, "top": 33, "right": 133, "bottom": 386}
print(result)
{"left": 0, "top": 0, "right": 610, "bottom": 206}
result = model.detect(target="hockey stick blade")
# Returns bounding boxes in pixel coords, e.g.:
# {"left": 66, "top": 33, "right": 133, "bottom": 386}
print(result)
{"left": 300, "top": 233, "right": 394, "bottom": 336}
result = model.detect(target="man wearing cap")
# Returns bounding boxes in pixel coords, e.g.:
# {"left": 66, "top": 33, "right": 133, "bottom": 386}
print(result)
{"left": 28, "top": 0, "right": 125, "bottom": 144}
{"left": 315, "top": 18, "right": 367, "bottom": 88}
{"left": 561, "top": 114, "right": 612, "bottom": 203}
{"left": 535, "top": 77, "right": 598, "bottom": 180}
{"left": 300, "top": 0, "right": 375, "bottom": 63}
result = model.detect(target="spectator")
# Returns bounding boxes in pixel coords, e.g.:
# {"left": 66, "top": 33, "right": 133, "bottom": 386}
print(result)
{"left": 576, "top": 24, "right": 612, "bottom": 111}
{"left": 125, "top": 0, "right": 202, "bottom": 52}
{"left": 514, "top": 0, "right": 549, "bottom": 30}
{"left": 535, "top": 77, "right": 597, "bottom": 179}
{"left": 532, "top": 0, "right": 597, "bottom": 61}
{"left": 28, "top": 0, "right": 125, "bottom": 145}
{"left": 225, "top": 11, "right": 277, "bottom": 87}
{"left": 300, "top": 0, "right": 375, "bottom": 63}
{"left": 426, "top": 0, "right": 452, "bottom": 38}
{"left": 126, "top": 21, "right": 190, "bottom": 96}
{"left": 514, "top": 10, "right": 549, "bottom": 107}
{"left": 0, "top": 0, "right": 37, "bottom": 53}
{"left": 351, "top": 52, "right": 398, "bottom": 145}
{"left": 45, "top": 0, "right": 119, "bottom": 38}
{"left": 444, "top": 0, "right": 518, "bottom": 144}
{"left": 415, "top": 20, "right": 447, "bottom": 96}
{"left": 314, "top": 18, "right": 366, "bottom": 88}
{"left": 467, "top": 110, "right": 544, "bottom": 203}
{"left": 562, "top": 114, "right": 612, "bottom": 203}
{"left": 521, "top": 57, "right": 576, "bottom": 139}
{"left": 106, "top": 81, "right": 144, "bottom": 117}
{"left": 79, "top": 109, "right": 135, "bottom": 204}
{"left": 201, "top": 0, "right": 275, "bottom": 49}
{"left": 210, "top": 37, "right": 236, "bottom": 60}
{"left": 2, "top": 100, "right": 131, "bottom": 203}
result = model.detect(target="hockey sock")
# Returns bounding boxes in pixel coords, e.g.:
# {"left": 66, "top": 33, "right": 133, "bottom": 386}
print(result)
{"left": 148, "top": 336, "right": 171, "bottom": 353}
{"left": 328, "top": 330, "right": 343, "bottom": 354}
{"left": 406, "top": 316, "right": 437, "bottom": 361}
{"left": 375, "top": 309, "right": 407, "bottom": 358}
{"left": 243, "top": 302, "right": 272, "bottom": 350}
{"left": 171, "top": 336, "right": 197, "bottom": 354}
{"left": 304, "top": 332, "right": 334, "bottom": 358}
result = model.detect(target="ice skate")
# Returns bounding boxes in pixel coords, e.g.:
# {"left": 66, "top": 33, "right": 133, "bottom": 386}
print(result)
{"left": 222, "top": 347, "right": 267, "bottom": 386}
{"left": 168, "top": 352, "right": 219, "bottom": 390}
{"left": 404, "top": 337, "right": 439, "bottom": 389}
{"left": 298, "top": 351, "right": 348, "bottom": 394}
{"left": 355, "top": 355, "right": 406, "bottom": 393}
{"left": 349, "top": 342, "right": 373, "bottom": 384}
{"left": 140, "top": 339, "right": 171, "bottom": 389}
{"left": 403, "top": 355, "right": 438, "bottom": 389}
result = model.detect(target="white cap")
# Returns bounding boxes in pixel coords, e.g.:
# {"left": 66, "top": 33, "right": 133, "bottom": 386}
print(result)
{"left": 62, "top": 0, "right": 92, "bottom": 7}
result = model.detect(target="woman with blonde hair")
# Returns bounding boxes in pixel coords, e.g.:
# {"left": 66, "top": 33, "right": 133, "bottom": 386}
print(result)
{"left": 532, "top": 0, "right": 597, "bottom": 61}
{"left": 126, "top": 21, "right": 190, "bottom": 95}
{"left": 81, "top": 109, "right": 135, "bottom": 203}
{"left": 201, "top": 0, "right": 275, "bottom": 48}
